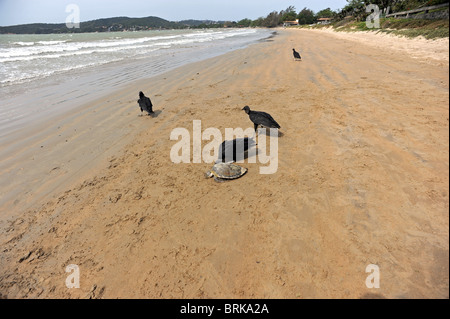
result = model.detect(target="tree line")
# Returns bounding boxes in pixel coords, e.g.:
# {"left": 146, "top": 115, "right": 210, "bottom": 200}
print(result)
{"left": 335, "top": 0, "right": 449, "bottom": 21}
{"left": 232, "top": 6, "right": 325, "bottom": 28}
{"left": 234, "top": 0, "right": 449, "bottom": 27}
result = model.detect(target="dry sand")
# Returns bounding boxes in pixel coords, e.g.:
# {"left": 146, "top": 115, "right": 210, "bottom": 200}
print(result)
{"left": 0, "top": 28, "right": 448, "bottom": 299}
{"left": 307, "top": 27, "right": 449, "bottom": 66}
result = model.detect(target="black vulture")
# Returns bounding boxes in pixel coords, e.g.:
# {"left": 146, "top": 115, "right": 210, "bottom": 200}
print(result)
{"left": 218, "top": 137, "right": 255, "bottom": 163}
{"left": 242, "top": 106, "right": 281, "bottom": 134}
{"left": 138, "top": 91, "right": 154, "bottom": 115}
{"left": 292, "top": 48, "right": 302, "bottom": 61}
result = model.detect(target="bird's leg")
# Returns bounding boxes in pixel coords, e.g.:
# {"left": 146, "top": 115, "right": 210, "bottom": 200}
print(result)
{"left": 254, "top": 124, "right": 259, "bottom": 136}
{"left": 254, "top": 124, "right": 259, "bottom": 143}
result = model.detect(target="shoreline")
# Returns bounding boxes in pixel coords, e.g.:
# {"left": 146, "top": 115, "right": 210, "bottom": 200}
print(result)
{"left": 0, "top": 34, "right": 274, "bottom": 216}
{"left": 0, "top": 29, "right": 448, "bottom": 299}
{"left": 0, "top": 29, "right": 273, "bottom": 139}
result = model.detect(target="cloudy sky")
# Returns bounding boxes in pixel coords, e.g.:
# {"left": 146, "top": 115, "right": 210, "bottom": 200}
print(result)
{"left": 0, "top": 0, "right": 348, "bottom": 26}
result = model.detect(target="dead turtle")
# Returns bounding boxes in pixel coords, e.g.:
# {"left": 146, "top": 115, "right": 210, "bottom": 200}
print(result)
{"left": 205, "top": 163, "right": 248, "bottom": 183}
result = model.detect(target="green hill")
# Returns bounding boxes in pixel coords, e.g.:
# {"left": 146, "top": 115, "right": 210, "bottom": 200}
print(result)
{"left": 0, "top": 16, "right": 186, "bottom": 34}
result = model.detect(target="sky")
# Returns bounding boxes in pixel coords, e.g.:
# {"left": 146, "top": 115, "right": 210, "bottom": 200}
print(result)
{"left": 0, "top": 0, "right": 349, "bottom": 26}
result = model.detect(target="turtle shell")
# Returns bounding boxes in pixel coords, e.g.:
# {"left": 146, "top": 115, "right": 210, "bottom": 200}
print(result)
{"left": 208, "top": 163, "right": 247, "bottom": 180}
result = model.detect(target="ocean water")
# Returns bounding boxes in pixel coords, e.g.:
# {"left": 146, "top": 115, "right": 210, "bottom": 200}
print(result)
{"left": 0, "top": 28, "right": 273, "bottom": 137}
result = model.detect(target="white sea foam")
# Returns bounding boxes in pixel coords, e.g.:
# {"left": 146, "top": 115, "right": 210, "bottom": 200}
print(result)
{"left": 13, "top": 41, "right": 35, "bottom": 46}
{"left": 0, "top": 29, "right": 264, "bottom": 86}
{"left": 1, "top": 29, "right": 257, "bottom": 63}
{"left": 0, "top": 28, "right": 272, "bottom": 131}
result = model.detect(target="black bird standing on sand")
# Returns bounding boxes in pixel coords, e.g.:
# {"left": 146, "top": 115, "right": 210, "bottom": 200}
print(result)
{"left": 242, "top": 106, "right": 281, "bottom": 135}
{"left": 138, "top": 91, "right": 154, "bottom": 115}
{"left": 292, "top": 48, "right": 302, "bottom": 61}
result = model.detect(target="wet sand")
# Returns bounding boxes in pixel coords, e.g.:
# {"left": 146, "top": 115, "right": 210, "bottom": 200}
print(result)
{"left": 0, "top": 28, "right": 448, "bottom": 299}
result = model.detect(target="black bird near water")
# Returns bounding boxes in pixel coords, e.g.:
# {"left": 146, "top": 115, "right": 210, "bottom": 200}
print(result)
{"left": 292, "top": 48, "right": 302, "bottom": 61}
{"left": 242, "top": 106, "right": 281, "bottom": 134}
{"left": 138, "top": 91, "right": 154, "bottom": 115}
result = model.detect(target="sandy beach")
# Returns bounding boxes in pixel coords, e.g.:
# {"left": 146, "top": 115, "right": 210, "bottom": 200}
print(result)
{"left": 0, "top": 28, "right": 448, "bottom": 299}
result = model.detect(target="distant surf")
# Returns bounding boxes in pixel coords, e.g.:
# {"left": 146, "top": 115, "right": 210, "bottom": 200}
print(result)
{"left": 0, "top": 29, "right": 268, "bottom": 86}
{"left": 0, "top": 28, "right": 273, "bottom": 136}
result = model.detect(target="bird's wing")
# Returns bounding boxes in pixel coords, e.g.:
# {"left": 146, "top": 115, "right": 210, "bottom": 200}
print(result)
{"left": 260, "top": 112, "right": 281, "bottom": 128}
{"left": 145, "top": 97, "right": 153, "bottom": 107}
{"left": 250, "top": 111, "right": 280, "bottom": 128}
{"left": 138, "top": 99, "right": 149, "bottom": 111}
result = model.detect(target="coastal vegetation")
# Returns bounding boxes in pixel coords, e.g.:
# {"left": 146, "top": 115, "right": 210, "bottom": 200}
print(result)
{"left": 304, "top": 0, "right": 449, "bottom": 39}
{"left": 309, "top": 17, "right": 449, "bottom": 39}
